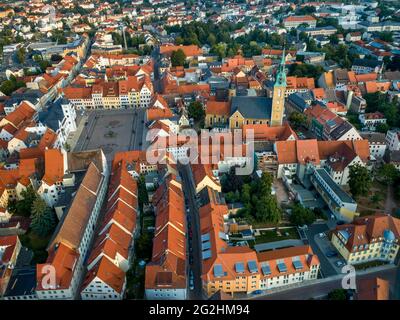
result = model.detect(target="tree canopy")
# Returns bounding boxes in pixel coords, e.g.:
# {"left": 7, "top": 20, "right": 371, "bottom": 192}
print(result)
{"left": 234, "top": 172, "right": 282, "bottom": 224}
{"left": 348, "top": 164, "right": 371, "bottom": 199}
{"left": 289, "top": 203, "right": 316, "bottom": 226}
{"left": 171, "top": 49, "right": 186, "bottom": 67}
{"left": 30, "top": 198, "right": 57, "bottom": 237}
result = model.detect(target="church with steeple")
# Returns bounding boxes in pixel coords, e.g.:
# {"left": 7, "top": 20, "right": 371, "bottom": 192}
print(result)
{"left": 228, "top": 50, "right": 287, "bottom": 129}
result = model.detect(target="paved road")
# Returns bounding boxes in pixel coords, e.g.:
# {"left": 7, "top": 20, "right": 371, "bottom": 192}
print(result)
{"left": 385, "top": 184, "right": 397, "bottom": 215}
{"left": 255, "top": 265, "right": 399, "bottom": 300}
{"left": 179, "top": 163, "right": 204, "bottom": 300}
{"left": 151, "top": 46, "right": 162, "bottom": 93}
{"left": 306, "top": 223, "right": 338, "bottom": 277}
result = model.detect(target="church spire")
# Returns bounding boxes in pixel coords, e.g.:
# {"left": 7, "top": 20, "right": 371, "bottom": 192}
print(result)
{"left": 274, "top": 46, "right": 287, "bottom": 87}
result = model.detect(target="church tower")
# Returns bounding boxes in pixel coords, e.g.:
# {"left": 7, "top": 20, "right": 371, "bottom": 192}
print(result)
{"left": 270, "top": 49, "right": 287, "bottom": 127}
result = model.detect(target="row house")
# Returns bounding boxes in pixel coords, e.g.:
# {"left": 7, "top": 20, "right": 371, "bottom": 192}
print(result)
{"left": 81, "top": 159, "right": 138, "bottom": 300}
{"left": 62, "top": 76, "right": 153, "bottom": 109}
{"left": 144, "top": 174, "right": 187, "bottom": 300}
{"left": 360, "top": 132, "right": 387, "bottom": 159}
{"left": 199, "top": 185, "right": 320, "bottom": 297}
{"left": 36, "top": 161, "right": 108, "bottom": 300}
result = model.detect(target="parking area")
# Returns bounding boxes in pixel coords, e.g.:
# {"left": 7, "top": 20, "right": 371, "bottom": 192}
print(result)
{"left": 313, "top": 230, "right": 346, "bottom": 274}
{"left": 74, "top": 109, "right": 146, "bottom": 162}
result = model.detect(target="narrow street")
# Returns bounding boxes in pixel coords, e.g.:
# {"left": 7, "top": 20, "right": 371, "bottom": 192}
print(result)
{"left": 178, "top": 163, "right": 204, "bottom": 300}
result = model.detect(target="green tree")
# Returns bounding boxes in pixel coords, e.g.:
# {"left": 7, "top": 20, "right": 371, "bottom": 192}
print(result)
{"left": 171, "top": 49, "right": 186, "bottom": 67}
{"left": 30, "top": 198, "right": 57, "bottom": 237}
{"left": 328, "top": 289, "right": 347, "bottom": 300}
{"left": 348, "top": 164, "right": 371, "bottom": 199}
{"left": 289, "top": 203, "right": 316, "bottom": 226}
{"left": 376, "top": 122, "right": 390, "bottom": 134}
{"left": 207, "top": 33, "right": 217, "bottom": 46}
{"left": 15, "top": 186, "right": 38, "bottom": 217}
{"left": 16, "top": 47, "right": 26, "bottom": 64}
{"left": 377, "top": 164, "right": 400, "bottom": 186}
{"left": 289, "top": 112, "right": 307, "bottom": 129}
{"left": 187, "top": 101, "right": 205, "bottom": 123}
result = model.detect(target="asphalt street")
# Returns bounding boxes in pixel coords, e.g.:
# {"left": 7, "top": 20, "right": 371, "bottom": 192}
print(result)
{"left": 179, "top": 163, "right": 204, "bottom": 300}
{"left": 306, "top": 223, "right": 338, "bottom": 277}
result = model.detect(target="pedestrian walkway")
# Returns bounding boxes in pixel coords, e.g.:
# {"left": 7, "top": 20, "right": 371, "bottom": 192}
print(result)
{"left": 67, "top": 112, "right": 89, "bottom": 151}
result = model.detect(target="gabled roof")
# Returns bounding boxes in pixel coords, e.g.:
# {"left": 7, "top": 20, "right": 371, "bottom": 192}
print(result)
{"left": 37, "top": 242, "right": 79, "bottom": 291}
{"left": 230, "top": 96, "right": 272, "bottom": 119}
{"left": 50, "top": 163, "right": 103, "bottom": 250}
{"left": 42, "top": 149, "right": 64, "bottom": 186}
{"left": 81, "top": 256, "right": 126, "bottom": 294}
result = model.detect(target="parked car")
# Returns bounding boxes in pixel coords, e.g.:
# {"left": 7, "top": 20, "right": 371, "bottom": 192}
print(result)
{"left": 189, "top": 279, "right": 194, "bottom": 290}
{"left": 189, "top": 255, "right": 193, "bottom": 265}
{"left": 326, "top": 250, "right": 338, "bottom": 258}
{"left": 251, "top": 290, "right": 262, "bottom": 295}
{"left": 319, "top": 233, "right": 326, "bottom": 238}
{"left": 337, "top": 220, "right": 345, "bottom": 225}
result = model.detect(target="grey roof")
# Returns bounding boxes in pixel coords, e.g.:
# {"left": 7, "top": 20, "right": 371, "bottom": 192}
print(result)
{"left": 38, "top": 98, "right": 69, "bottom": 132}
{"left": 230, "top": 96, "right": 272, "bottom": 119}
{"left": 360, "top": 132, "right": 386, "bottom": 143}
{"left": 3, "top": 267, "right": 37, "bottom": 298}
{"left": 4, "top": 89, "right": 44, "bottom": 108}
{"left": 329, "top": 121, "right": 354, "bottom": 140}
{"left": 315, "top": 168, "right": 355, "bottom": 204}
{"left": 198, "top": 186, "right": 225, "bottom": 207}
{"left": 352, "top": 58, "right": 382, "bottom": 69}
{"left": 288, "top": 93, "right": 311, "bottom": 112}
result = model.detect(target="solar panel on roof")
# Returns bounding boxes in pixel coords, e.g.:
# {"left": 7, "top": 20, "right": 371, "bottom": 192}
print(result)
{"left": 202, "top": 249, "right": 212, "bottom": 260}
{"left": 201, "top": 233, "right": 210, "bottom": 242}
{"left": 277, "top": 261, "right": 287, "bottom": 273}
{"left": 293, "top": 260, "right": 303, "bottom": 270}
{"left": 261, "top": 263, "right": 271, "bottom": 276}
{"left": 202, "top": 241, "right": 211, "bottom": 251}
{"left": 247, "top": 260, "right": 258, "bottom": 273}
{"left": 213, "top": 264, "right": 224, "bottom": 277}
{"left": 235, "top": 262, "right": 245, "bottom": 273}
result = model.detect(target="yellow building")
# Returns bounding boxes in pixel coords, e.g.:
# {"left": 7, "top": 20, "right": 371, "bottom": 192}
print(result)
{"left": 228, "top": 50, "right": 287, "bottom": 129}
{"left": 331, "top": 214, "right": 400, "bottom": 265}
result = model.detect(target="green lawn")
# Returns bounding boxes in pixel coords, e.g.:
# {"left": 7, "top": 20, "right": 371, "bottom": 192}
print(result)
{"left": 254, "top": 227, "right": 299, "bottom": 244}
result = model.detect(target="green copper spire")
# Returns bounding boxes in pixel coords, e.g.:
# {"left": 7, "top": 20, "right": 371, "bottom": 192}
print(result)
{"left": 274, "top": 47, "right": 287, "bottom": 87}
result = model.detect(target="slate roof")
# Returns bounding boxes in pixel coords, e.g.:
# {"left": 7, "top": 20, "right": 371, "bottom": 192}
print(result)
{"left": 353, "top": 58, "right": 383, "bottom": 69}
{"left": 230, "top": 96, "right": 272, "bottom": 119}
{"left": 38, "top": 98, "right": 69, "bottom": 132}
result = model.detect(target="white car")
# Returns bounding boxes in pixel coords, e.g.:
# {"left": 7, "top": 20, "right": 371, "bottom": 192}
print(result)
{"left": 319, "top": 233, "right": 325, "bottom": 238}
